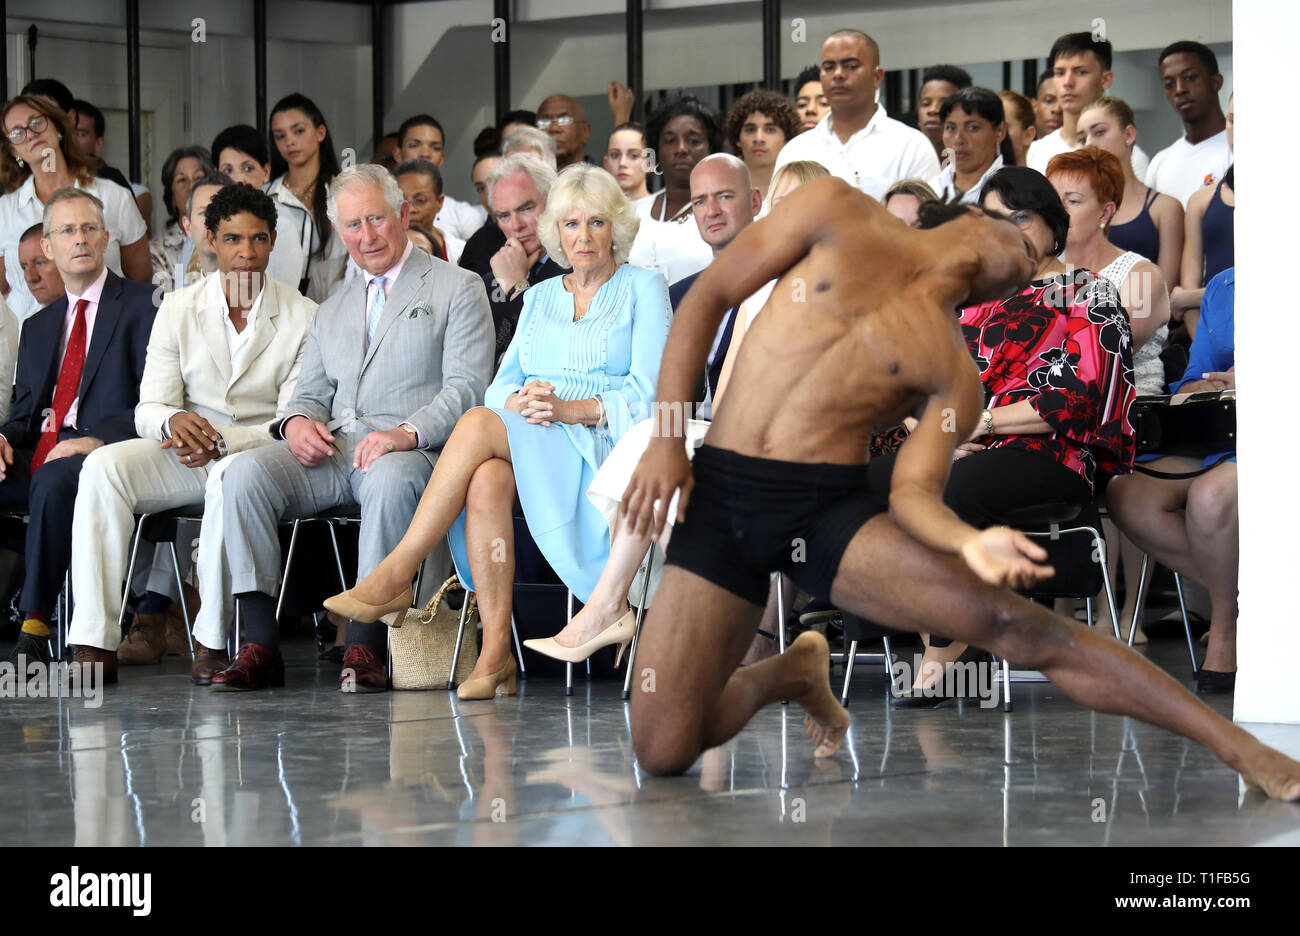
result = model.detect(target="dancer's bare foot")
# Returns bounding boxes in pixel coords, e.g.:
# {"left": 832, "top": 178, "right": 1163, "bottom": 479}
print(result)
{"left": 788, "top": 631, "right": 850, "bottom": 759}
{"left": 1238, "top": 743, "right": 1300, "bottom": 801}
{"left": 349, "top": 559, "right": 411, "bottom": 605}
{"left": 550, "top": 599, "right": 629, "bottom": 648}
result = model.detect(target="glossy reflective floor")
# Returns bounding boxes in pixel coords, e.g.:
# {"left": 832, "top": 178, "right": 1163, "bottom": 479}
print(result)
{"left": 2, "top": 638, "right": 1298, "bottom": 846}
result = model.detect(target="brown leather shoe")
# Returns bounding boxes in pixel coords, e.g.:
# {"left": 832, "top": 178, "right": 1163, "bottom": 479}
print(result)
{"left": 165, "top": 584, "right": 201, "bottom": 655}
{"left": 72, "top": 645, "right": 118, "bottom": 685}
{"left": 117, "top": 612, "right": 167, "bottom": 665}
{"left": 340, "top": 645, "right": 388, "bottom": 693}
{"left": 211, "top": 643, "right": 285, "bottom": 691}
{"left": 191, "top": 643, "right": 230, "bottom": 685}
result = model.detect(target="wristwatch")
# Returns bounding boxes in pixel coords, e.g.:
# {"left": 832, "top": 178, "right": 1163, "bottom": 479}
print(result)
{"left": 982, "top": 408, "right": 996, "bottom": 436}
{"left": 508, "top": 279, "right": 530, "bottom": 300}
{"left": 214, "top": 436, "right": 229, "bottom": 459}
{"left": 398, "top": 423, "right": 420, "bottom": 448}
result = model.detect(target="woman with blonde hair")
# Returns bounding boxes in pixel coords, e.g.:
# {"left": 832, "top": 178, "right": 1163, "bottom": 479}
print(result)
{"left": 0, "top": 94, "right": 150, "bottom": 321}
{"left": 326, "top": 163, "right": 672, "bottom": 698}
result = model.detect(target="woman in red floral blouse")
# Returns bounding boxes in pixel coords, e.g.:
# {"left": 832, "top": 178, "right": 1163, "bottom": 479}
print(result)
{"left": 870, "top": 167, "right": 1136, "bottom": 700}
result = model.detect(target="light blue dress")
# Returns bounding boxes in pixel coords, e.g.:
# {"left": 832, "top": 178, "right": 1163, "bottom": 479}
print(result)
{"left": 448, "top": 263, "right": 672, "bottom": 602}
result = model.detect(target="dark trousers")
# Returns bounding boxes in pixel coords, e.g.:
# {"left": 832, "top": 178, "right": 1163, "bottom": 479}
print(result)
{"left": 868, "top": 445, "right": 1091, "bottom": 647}
{"left": 0, "top": 443, "right": 88, "bottom": 617}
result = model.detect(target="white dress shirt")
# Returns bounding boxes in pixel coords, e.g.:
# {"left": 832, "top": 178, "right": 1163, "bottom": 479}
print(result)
{"left": 772, "top": 105, "right": 941, "bottom": 200}
{"left": 60, "top": 265, "right": 110, "bottom": 429}
{"left": 435, "top": 195, "right": 488, "bottom": 242}
{"left": 929, "top": 154, "right": 1005, "bottom": 205}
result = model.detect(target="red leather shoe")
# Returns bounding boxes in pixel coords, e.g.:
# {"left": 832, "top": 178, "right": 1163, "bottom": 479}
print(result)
{"left": 211, "top": 643, "right": 285, "bottom": 692}
{"left": 340, "top": 645, "right": 388, "bottom": 693}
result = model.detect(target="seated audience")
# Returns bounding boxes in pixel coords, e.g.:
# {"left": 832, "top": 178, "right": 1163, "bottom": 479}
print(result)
{"left": 0, "top": 95, "right": 150, "bottom": 322}
{"left": 1076, "top": 97, "right": 1184, "bottom": 289}
{"left": 212, "top": 123, "right": 306, "bottom": 292}
{"left": 774, "top": 30, "right": 939, "bottom": 199}
{"left": 724, "top": 90, "right": 801, "bottom": 202}
{"left": 1033, "top": 69, "right": 1063, "bottom": 138}
{"left": 406, "top": 225, "right": 439, "bottom": 256}
{"left": 17, "top": 221, "right": 64, "bottom": 307}
{"left": 503, "top": 126, "right": 558, "bottom": 168}
{"left": 1173, "top": 96, "right": 1233, "bottom": 336}
{"left": 149, "top": 146, "right": 215, "bottom": 289}
{"left": 206, "top": 164, "right": 493, "bottom": 692}
{"left": 628, "top": 95, "right": 718, "bottom": 285}
{"left": 1107, "top": 268, "right": 1237, "bottom": 692}
{"left": 393, "top": 158, "right": 463, "bottom": 264}
{"left": 154, "top": 171, "right": 230, "bottom": 292}
{"left": 1027, "top": 33, "right": 1149, "bottom": 179}
{"left": 928, "top": 87, "right": 1013, "bottom": 204}
{"left": 1145, "top": 42, "right": 1233, "bottom": 207}
{"left": 325, "top": 163, "right": 671, "bottom": 701}
{"left": 474, "top": 153, "right": 566, "bottom": 361}
{"left": 67, "top": 183, "right": 317, "bottom": 681}
{"left": 457, "top": 153, "right": 505, "bottom": 274}
{"left": 266, "top": 93, "right": 347, "bottom": 302}
{"left": 792, "top": 64, "right": 830, "bottom": 133}
{"left": 370, "top": 131, "right": 399, "bottom": 172}
{"left": 0, "top": 188, "right": 156, "bottom": 674}
{"left": 1049, "top": 146, "right": 1173, "bottom": 642}
{"left": 998, "top": 90, "right": 1038, "bottom": 169}
{"left": 917, "top": 65, "right": 973, "bottom": 158}
{"left": 395, "top": 114, "right": 485, "bottom": 241}
{"left": 882, "top": 178, "right": 940, "bottom": 228}
{"left": 536, "top": 95, "right": 592, "bottom": 170}
{"left": 603, "top": 122, "right": 652, "bottom": 202}
{"left": 875, "top": 168, "right": 1135, "bottom": 698}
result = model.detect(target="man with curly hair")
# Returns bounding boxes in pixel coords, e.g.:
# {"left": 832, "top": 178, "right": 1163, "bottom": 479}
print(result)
{"left": 724, "top": 90, "right": 802, "bottom": 202}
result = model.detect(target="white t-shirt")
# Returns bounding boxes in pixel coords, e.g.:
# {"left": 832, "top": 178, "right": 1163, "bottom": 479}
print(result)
{"left": 435, "top": 195, "right": 487, "bottom": 242}
{"left": 1143, "top": 130, "right": 1232, "bottom": 208}
{"left": 1027, "top": 127, "right": 1149, "bottom": 181}
{"left": 929, "top": 155, "right": 1005, "bottom": 206}
{"left": 0, "top": 175, "right": 147, "bottom": 324}
{"left": 628, "top": 194, "right": 713, "bottom": 287}
{"left": 772, "top": 105, "right": 940, "bottom": 200}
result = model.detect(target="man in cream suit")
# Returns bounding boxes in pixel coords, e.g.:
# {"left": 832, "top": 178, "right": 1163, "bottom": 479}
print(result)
{"left": 67, "top": 183, "right": 317, "bottom": 683}
{"left": 208, "top": 164, "right": 493, "bottom": 693}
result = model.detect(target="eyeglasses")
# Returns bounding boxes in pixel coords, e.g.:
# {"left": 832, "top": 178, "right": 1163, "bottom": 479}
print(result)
{"left": 49, "top": 223, "right": 105, "bottom": 239}
{"left": 536, "top": 116, "right": 579, "bottom": 130}
{"left": 5, "top": 115, "right": 48, "bottom": 145}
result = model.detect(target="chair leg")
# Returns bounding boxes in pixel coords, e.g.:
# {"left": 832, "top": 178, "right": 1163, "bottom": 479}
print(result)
{"left": 1174, "top": 572, "right": 1198, "bottom": 675}
{"left": 775, "top": 573, "right": 787, "bottom": 653}
{"left": 565, "top": 590, "right": 574, "bottom": 698}
{"left": 1001, "top": 656, "right": 1012, "bottom": 712}
{"left": 1128, "top": 553, "right": 1151, "bottom": 648}
{"left": 1084, "top": 596, "right": 1092, "bottom": 628}
{"left": 839, "top": 639, "right": 859, "bottom": 707}
{"left": 511, "top": 614, "right": 526, "bottom": 676}
{"left": 447, "top": 591, "right": 471, "bottom": 690}
{"left": 881, "top": 635, "right": 894, "bottom": 679}
{"left": 168, "top": 542, "right": 195, "bottom": 658}
{"left": 59, "top": 571, "right": 70, "bottom": 661}
{"left": 326, "top": 522, "right": 348, "bottom": 592}
{"left": 274, "top": 519, "right": 303, "bottom": 623}
{"left": 621, "top": 547, "right": 655, "bottom": 700}
{"left": 1091, "top": 527, "right": 1122, "bottom": 640}
{"left": 116, "top": 514, "right": 150, "bottom": 635}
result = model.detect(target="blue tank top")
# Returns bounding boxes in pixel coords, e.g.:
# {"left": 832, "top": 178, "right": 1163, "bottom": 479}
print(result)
{"left": 1109, "top": 188, "right": 1160, "bottom": 264}
{"left": 1201, "top": 176, "right": 1234, "bottom": 286}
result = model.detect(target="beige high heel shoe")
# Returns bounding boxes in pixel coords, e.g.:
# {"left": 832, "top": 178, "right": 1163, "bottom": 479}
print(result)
{"left": 456, "top": 656, "right": 518, "bottom": 700}
{"left": 523, "top": 609, "right": 637, "bottom": 667}
{"left": 322, "top": 587, "right": 413, "bottom": 627}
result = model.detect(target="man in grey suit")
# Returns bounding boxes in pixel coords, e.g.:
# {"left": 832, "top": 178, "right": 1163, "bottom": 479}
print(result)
{"left": 209, "top": 164, "right": 494, "bottom": 692}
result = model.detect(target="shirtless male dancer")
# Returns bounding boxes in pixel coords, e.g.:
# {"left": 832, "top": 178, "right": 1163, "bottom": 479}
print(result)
{"left": 621, "top": 176, "right": 1300, "bottom": 799}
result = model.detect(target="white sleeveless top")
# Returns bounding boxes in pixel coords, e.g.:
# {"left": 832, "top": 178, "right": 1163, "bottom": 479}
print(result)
{"left": 1098, "top": 251, "right": 1168, "bottom": 396}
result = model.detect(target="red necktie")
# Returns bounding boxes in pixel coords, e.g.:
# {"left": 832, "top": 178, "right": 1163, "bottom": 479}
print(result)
{"left": 31, "top": 298, "right": 89, "bottom": 472}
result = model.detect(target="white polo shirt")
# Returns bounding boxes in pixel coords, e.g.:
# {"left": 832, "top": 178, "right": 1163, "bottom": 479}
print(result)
{"left": 772, "top": 105, "right": 941, "bottom": 200}
{"left": 1027, "top": 127, "right": 1149, "bottom": 180}
{"left": 1143, "top": 130, "right": 1232, "bottom": 207}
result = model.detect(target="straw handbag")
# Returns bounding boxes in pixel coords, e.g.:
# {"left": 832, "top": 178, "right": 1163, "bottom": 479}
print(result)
{"left": 390, "top": 575, "right": 479, "bottom": 690}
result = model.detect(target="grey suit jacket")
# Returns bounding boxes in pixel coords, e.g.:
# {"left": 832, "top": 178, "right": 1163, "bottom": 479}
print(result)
{"left": 282, "top": 246, "right": 494, "bottom": 466}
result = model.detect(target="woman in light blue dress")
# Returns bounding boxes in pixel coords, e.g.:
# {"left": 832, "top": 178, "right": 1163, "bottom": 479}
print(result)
{"left": 326, "top": 161, "right": 671, "bottom": 698}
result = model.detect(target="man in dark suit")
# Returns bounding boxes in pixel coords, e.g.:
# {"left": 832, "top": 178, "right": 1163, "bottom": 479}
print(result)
{"left": 667, "top": 154, "right": 762, "bottom": 414}
{"left": 466, "top": 154, "right": 565, "bottom": 364}
{"left": 0, "top": 188, "right": 155, "bottom": 678}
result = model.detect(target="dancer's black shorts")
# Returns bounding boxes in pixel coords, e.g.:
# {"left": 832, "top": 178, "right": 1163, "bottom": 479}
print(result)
{"left": 663, "top": 444, "right": 889, "bottom": 606}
